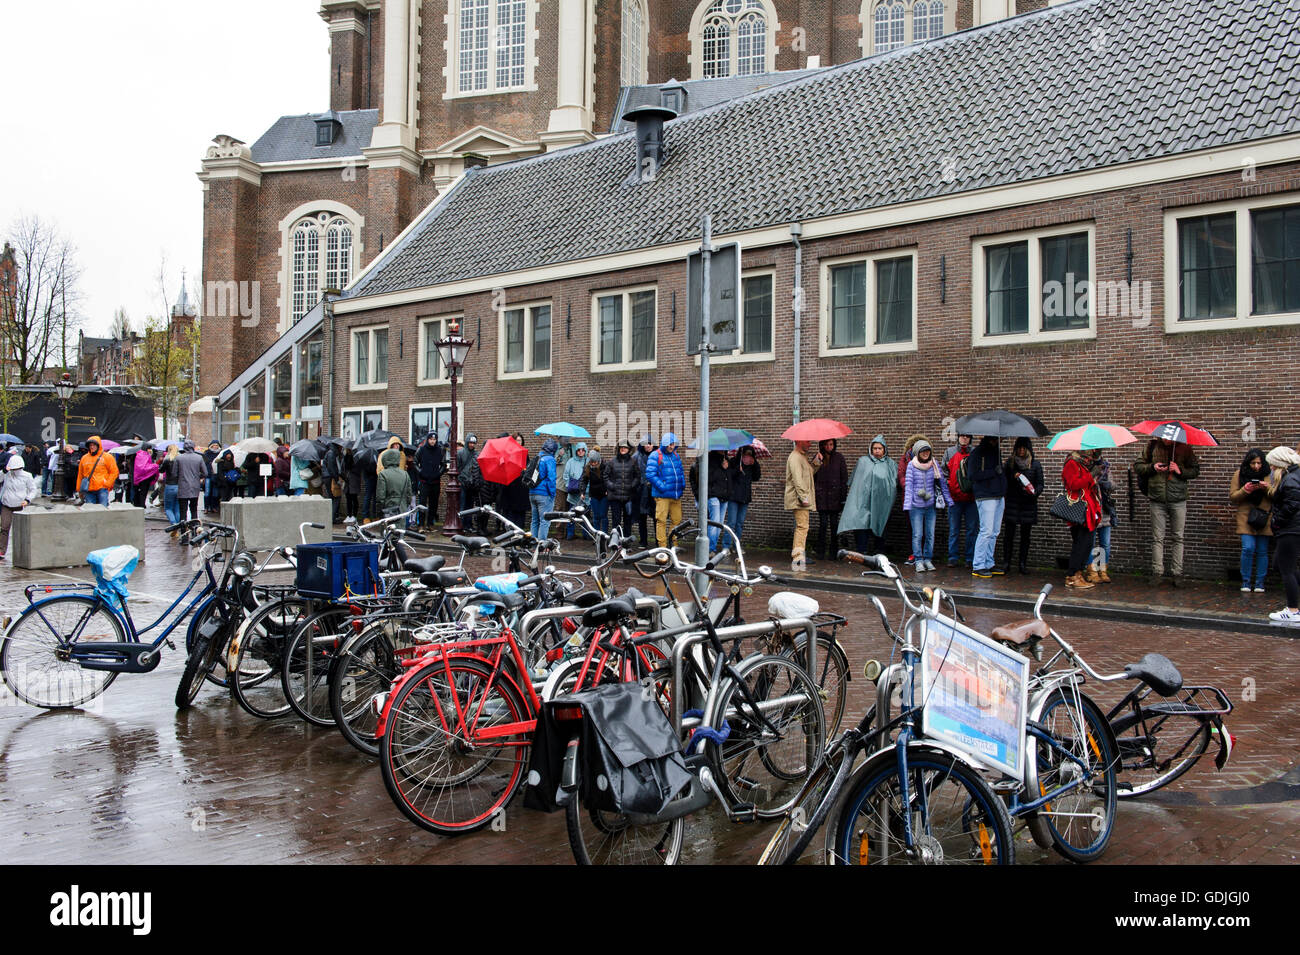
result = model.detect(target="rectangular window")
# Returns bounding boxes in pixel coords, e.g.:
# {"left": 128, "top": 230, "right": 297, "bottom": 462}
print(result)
{"left": 592, "top": 287, "right": 657, "bottom": 371}
{"left": 742, "top": 274, "right": 773, "bottom": 354}
{"left": 822, "top": 251, "right": 917, "bottom": 355}
{"left": 531, "top": 304, "right": 551, "bottom": 371}
{"left": 341, "top": 407, "right": 386, "bottom": 443}
{"left": 985, "top": 241, "right": 1029, "bottom": 336}
{"left": 351, "top": 326, "right": 389, "bottom": 389}
{"left": 1251, "top": 204, "right": 1300, "bottom": 316}
{"left": 875, "top": 256, "right": 913, "bottom": 345}
{"left": 460, "top": 0, "right": 490, "bottom": 92}
{"left": 497, "top": 302, "right": 552, "bottom": 379}
{"left": 830, "top": 263, "right": 867, "bottom": 349}
{"left": 456, "top": 0, "right": 531, "bottom": 95}
{"left": 1179, "top": 214, "right": 1236, "bottom": 321}
{"left": 504, "top": 309, "right": 524, "bottom": 373}
{"left": 495, "top": 0, "right": 527, "bottom": 89}
{"left": 1040, "top": 233, "right": 1091, "bottom": 331}
{"left": 297, "top": 334, "right": 323, "bottom": 410}
{"left": 422, "top": 319, "right": 443, "bottom": 383}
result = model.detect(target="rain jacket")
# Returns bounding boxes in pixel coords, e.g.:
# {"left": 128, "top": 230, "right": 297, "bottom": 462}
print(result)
{"left": 605, "top": 448, "right": 642, "bottom": 503}
{"left": 784, "top": 447, "right": 820, "bottom": 511}
{"left": 290, "top": 456, "right": 313, "bottom": 491}
{"left": 1134, "top": 440, "right": 1200, "bottom": 504}
{"left": 534, "top": 440, "right": 558, "bottom": 499}
{"left": 132, "top": 449, "right": 159, "bottom": 486}
{"left": 415, "top": 440, "right": 443, "bottom": 480}
{"left": 77, "top": 437, "right": 119, "bottom": 493}
{"left": 1003, "top": 445, "right": 1045, "bottom": 525}
{"left": 563, "top": 442, "right": 589, "bottom": 496}
{"left": 1, "top": 466, "right": 39, "bottom": 508}
{"left": 645, "top": 434, "right": 685, "bottom": 499}
{"left": 968, "top": 438, "right": 1006, "bottom": 500}
{"left": 840, "top": 437, "right": 897, "bottom": 536}
{"left": 376, "top": 449, "right": 412, "bottom": 514}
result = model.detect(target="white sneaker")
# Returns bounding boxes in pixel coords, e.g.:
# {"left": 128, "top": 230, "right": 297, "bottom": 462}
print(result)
{"left": 1268, "top": 608, "right": 1300, "bottom": 626}
{"left": 1254, "top": 585, "right": 1266, "bottom": 593}
{"left": 1241, "top": 585, "right": 1253, "bottom": 593}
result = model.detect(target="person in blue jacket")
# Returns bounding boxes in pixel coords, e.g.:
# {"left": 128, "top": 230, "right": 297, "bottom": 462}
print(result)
{"left": 530, "top": 438, "right": 558, "bottom": 540}
{"left": 644, "top": 432, "right": 685, "bottom": 547}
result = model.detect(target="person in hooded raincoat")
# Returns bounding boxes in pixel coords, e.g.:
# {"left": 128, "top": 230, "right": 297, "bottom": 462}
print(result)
{"left": 839, "top": 435, "right": 897, "bottom": 557}
{"left": 76, "top": 436, "right": 119, "bottom": 507}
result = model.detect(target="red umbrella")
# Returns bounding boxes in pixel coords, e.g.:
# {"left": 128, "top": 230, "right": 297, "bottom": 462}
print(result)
{"left": 780, "top": 419, "right": 852, "bottom": 442}
{"left": 477, "top": 437, "right": 528, "bottom": 485}
{"left": 1131, "top": 420, "right": 1219, "bottom": 447}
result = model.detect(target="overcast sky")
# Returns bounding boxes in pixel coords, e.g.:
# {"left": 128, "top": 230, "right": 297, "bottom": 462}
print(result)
{"left": 0, "top": 0, "right": 326, "bottom": 337}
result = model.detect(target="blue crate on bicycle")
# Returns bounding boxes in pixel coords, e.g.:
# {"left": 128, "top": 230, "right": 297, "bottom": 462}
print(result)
{"left": 295, "top": 541, "right": 382, "bottom": 599}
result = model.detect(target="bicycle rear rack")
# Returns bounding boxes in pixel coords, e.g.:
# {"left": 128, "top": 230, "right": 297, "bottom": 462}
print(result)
{"left": 1146, "top": 684, "right": 1233, "bottom": 717}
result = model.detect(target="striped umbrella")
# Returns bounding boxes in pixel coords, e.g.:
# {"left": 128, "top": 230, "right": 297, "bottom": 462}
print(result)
{"left": 1047, "top": 424, "right": 1138, "bottom": 451}
{"left": 749, "top": 438, "right": 771, "bottom": 459}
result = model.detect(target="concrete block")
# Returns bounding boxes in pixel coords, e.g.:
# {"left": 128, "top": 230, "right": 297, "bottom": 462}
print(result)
{"left": 219, "top": 496, "right": 333, "bottom": 552}
{"left": 11, "top": 503, "right": 147, "bottom": 569}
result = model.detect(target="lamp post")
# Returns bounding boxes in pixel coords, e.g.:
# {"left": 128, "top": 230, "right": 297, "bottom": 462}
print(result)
{"left": 54, "top": 372, "right": 76, "bottom": 445}
{"left": 436, "top": 319, "right": 473, "bottom": 536}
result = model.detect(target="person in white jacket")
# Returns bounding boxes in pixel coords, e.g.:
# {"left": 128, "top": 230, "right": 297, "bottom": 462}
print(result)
{"left": 1, "top": 455, "right": 40, "bottom": 561}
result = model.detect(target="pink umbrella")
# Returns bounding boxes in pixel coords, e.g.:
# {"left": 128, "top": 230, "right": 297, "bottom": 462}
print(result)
{"left": 98, "top": 439, "right": 121, "bottom": 450}
{"left": 780, "top": 419, "right": 852, "bottom": 442}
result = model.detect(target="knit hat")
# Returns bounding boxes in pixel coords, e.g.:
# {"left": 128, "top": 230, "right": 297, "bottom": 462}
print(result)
{"left": 912, "top": 439, "right": 932, "bottom": 456}
{"left": 1266, "top": 446, "right": 1300, "bottom": 470}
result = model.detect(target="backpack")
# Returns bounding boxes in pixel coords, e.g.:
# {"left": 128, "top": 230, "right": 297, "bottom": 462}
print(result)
{"left": 524, "top": 454, "right": 542, "bottom": 490}
{"left": 957, "top": 455, "right": 972, "bottom": 494}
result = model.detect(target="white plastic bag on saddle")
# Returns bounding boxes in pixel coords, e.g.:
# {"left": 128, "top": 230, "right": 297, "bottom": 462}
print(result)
{"left": 87, "top": 545, "right": 140, "bottom": 612}
{"left": 767, "top": 591, "right": 819, "bottom": 620}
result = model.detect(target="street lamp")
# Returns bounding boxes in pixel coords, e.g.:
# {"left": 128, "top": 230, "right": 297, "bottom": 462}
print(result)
{"left": 53, "top": 372, "right": 76, "bottom": 445}
{"left": 436, "top": 319, "right": 473, "bottom": 536}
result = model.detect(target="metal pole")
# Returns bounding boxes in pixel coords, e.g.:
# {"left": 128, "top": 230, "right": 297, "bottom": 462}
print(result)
{"left": 697, "top": 215, "right": 712, "bottom": 592}
{"left": 442, "top": 367, "right": 463, "bottom": 536}
{"left": 791, "top": 223, "right": 803, "bottom": 424}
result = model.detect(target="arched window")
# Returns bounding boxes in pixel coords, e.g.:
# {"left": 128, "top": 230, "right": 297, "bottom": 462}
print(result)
{"left": 863, "top": 0, "right": 949, "bottom": 55}
{"left": 621, "top": 0, "right": 647, "bottom": 85}
{"left": 694, "top": 0, "right": 775, "bottom": 80}
{"left": 290, "top": 213, "right": 355, "bottom": 325}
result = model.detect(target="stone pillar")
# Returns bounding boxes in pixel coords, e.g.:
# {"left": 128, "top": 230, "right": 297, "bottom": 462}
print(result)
{"left": 542, "top": 0, "right": 596, "bottom": 152}
{"left": 976, "top": 0, "right": 1013, "bottom": 25}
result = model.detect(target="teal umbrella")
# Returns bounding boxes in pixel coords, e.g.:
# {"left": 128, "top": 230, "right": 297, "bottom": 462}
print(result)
{"left": 535, "top": 421, "right": 591, "bottom": 439}
{"left": 688, "top": 428, "right": 756, "bottom": 451}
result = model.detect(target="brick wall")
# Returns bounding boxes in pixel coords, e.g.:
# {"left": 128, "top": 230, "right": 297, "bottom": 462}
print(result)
{"left": 328, "top": 161, "right": 1300, "bottom": 580}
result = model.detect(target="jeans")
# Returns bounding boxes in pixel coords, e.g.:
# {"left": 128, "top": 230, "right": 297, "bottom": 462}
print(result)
{"left": 1240, "top": 534, "right": 1269, "bottom": 587}
{"left": 1149, "top": 501, "right": 1187, "bottom": 576}
{"left": 291, "top": 488, "right": 305, "bottom": 496}
{"left": 530, "top": 493, "right": 553, "bottom": 540}
{"left": 1095, "top": 524, "right": 1112, "bottom": 564}
{"left": 42, "top": 470, "right": 53, "bottom": 496}
{"left": 590, "top": 497, "right": 609, "bottom": 536}
{"left": 854, "top": 528, "right": 880, "bottom": 556}
{"left": 908, "top": 507, "right": 937, "bottom": 562}
{"left": 946, "top": 500, "right": 978, "bottom": 564}
{"left": 163, "top": 485, "right": 180, "bottom": 524}
{"left": 973, "top": 497, "right": 1005, "bottom": 571}
{"left": 707, "top": 497, "right": 724, "bottom": 551}
{"left": 725, "top": 501, "right": 749, "bottom": 544}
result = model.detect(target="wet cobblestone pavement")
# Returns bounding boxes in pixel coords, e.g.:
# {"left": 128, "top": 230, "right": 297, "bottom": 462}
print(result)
{"left": 2, "top": 527, "right": 1297, "bottom": 865}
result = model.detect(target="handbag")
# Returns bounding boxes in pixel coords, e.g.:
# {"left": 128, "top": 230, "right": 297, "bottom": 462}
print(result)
{"left": 1050, "top": 491, "right": 1088, "bottom": 524}
{"left": 79, "top": 453, "right": 105, "bottom": 494}
{"left": 1247, "top": 506, "right": 1270, "bottom": 531}
{"left": 298, "top": 467, "right": 314, "bottom": 480}
{"left": 567, "top": 476, "right": 581, "bottom": 494}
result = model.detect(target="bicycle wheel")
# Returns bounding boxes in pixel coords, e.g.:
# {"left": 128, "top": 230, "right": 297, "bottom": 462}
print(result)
{"left": 329, "top": 622, "right": 403, "bottom": 757}
{"left": 1, "top": 596, "right": 125, "bottom": 709}
{"left": 175, "top": 633, "right": 225, "bottom": 709}
{"left": 565, "top": 743, "right": 685, "bottom": 865}
{"left": 757, "top": 743, "right": 843, "bottom": 865}
{"left": 707, "top": 654, "right": 825, "bottom": 818}
{"left": 830, "top": 746, "right": 1015, "bottom": 865}
{"left": 282, "top": 606, "right": 352, "bottom": 726}
{"left": 185, "top": 597, "right": 233, "bottom": 688}
{"left": 1111, "top": 707, "right": 1212, "bottom": 799}
{"left": 380, "top": 656, "right": 533, "bottom": 834}
{"left": 228, "top": 598, "right": 310, "bottom": 719}
{"left": 786, "top": 631, "right": 850, "bottom": 738}
{"left": 1026, "top": 688, "right": 1117, "bottom": 863}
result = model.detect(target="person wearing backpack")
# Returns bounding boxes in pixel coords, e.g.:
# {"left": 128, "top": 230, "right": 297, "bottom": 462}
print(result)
{"left": 1001, "top": 437, "right": 1044, "bottom": 575}
{"left": 946, "top": 442, "right": 978, "bottom": 567}
{"left": 645, "top": 433, "right": 685, "bottom": 548}
{"left": 1133, "top": 437, "right": 1200, "bottom": 586}
{"left": 841, "top": 435, "right": 896, "bottom": 556}
{"left": 529, "top": 438, "right": 559, "bottom": 540}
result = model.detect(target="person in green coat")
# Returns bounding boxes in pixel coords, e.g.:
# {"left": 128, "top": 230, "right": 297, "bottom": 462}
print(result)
{"left": 839, "top": 435, "right": 897, "bottom": 556}
{"left": 375, "top": 448, "right": 412, "bottom": 517}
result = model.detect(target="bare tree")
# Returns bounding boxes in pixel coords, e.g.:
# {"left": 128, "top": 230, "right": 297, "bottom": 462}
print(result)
{"left": 1, "top": 215, "right": 83, "bottom": 382}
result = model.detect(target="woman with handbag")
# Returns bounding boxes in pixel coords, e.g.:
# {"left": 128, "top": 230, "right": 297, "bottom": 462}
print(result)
{"left": 1230, "top": 448, "right": 1272, "bottom": 593}
{"left": 902, "top": 440, "right": 952, "bottom": 572}
{"left": 1059, "top": 450, "right": 1102, "bottom": 589}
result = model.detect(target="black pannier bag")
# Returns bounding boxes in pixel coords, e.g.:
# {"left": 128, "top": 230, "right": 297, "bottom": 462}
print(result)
{"left": 525, "top": 681, "right": 691, "bottom": 815}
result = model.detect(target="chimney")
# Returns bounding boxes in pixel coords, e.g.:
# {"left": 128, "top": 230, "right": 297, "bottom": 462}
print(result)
{"left": 621, "top": 105, "right": 677, "bottom": 184}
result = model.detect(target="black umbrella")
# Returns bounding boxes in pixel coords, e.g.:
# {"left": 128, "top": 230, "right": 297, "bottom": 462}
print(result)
{"left": 955, "top": 410, "right": 1050, "bottom": 438}
{"left": 352, "top": 428, "right": 400, "bottom": 453}
{"left": 288, "top": 439, "right": 322, "bottom": 462}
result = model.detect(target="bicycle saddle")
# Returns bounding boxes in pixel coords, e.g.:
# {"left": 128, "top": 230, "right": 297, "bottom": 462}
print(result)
{"left": 571, "top": 591, "right": 603, "bottom": 609}
{"left": 421, "top": 568, "right": 470, "bottom": 589}
{"left": 990, "top": 618, "right": 1048, "bottom": 649}
{"left": 1123, "top": 653, "right": 1183, "bottom": 697}
{"left": 452, "top": 535, "right": 492, "bottom": 553}
{"left": 624, "top": 586, "right": 671, "bottom": 607}
{"left": 463, "top": 590, "right": 527, "bottom": 611}
{"left": 581, "top": 596, "right": 638, "bottom": 628}
{"left": 404, "top": 555, "right": 446, "bottom": 574}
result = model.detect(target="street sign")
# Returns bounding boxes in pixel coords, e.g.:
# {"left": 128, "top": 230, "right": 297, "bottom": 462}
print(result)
{"left": 687, "top": 241, "right": 740, "bottom": 355}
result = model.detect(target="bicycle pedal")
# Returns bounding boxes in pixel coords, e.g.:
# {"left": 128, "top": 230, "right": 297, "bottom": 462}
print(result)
{"left": 730, "top": 802, "right": 757, "bottom": 823}
{"left": 164, "top": 638, "right": 176, "bottom": 651}
{"left": 734, "top": 774, "right": 760, "bottom": 792}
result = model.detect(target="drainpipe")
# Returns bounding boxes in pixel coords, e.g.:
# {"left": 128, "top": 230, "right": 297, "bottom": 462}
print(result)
{"left": 790, "top": 222, "right": 803, "bottom": 424}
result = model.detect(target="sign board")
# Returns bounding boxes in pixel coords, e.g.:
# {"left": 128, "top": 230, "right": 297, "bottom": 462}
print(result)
{"left": 301, "top": 405, "right": 323, "bottom": 421}
{"left": 686, "top": 242, "right": 741, "bottom": 355}
{"left": 919, "top": 617, "right": 1029, "bottom": 778}
{"left": 259, "top": 464, "right": 273, "bottom": 477}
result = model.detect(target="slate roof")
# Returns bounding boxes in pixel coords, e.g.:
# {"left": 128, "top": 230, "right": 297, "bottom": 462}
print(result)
{"left": 250, "top": 109, "right": 379, "bottom": 163}
{"left": 609, "top": 69, "right": 828, "bottom": 133}
{"left": 351, "top": 0, "right": 1300, "bottom": 300}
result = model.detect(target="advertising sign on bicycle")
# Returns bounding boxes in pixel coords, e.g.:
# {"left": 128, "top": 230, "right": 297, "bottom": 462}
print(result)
{"left": 919, "top": 617, "right": 1029, "bottom": 778}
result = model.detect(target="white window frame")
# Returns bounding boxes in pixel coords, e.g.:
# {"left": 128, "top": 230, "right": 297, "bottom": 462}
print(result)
{"left": 590, "top": 285, "right": 658, "bottom": 373}
{"left": 350, "top": 324, "right": 390, "bottom": 391}
{"left": 340, "top": 405, "right": 388, "bottom": 444}
{"left": 971, "top": 224, "right": 1097, "bottom": 348}
{"left": 410, "top": 402, "right": 467, "bottom": 445}
{"left": 1163, "top": 192, "right": 1300, "bottom": 333}
{"left": 621, "top": 0, "right": 649, "bottom": 86}
{"left": 416, "top": 315, "right": 463, "bottom": 387}
{"left": 701, "top": 269, "right": 777, "bottom": 365}
{"left": 444, "top": 0, "right": 539, "bottom": 99}
{"left": 818, "top": 249, "right": 919, "bottom": 357}
{"left": 859, "top": 0, "right": 956, "bottom": 55}
{"left": 276, "top": 201, "right": 364, "bottom": 334}
{"left": 497, "top": 299, "right": 553, "bottom": 381}
{"left": 688, "top": 0, "right": 779, "bottom": 80}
